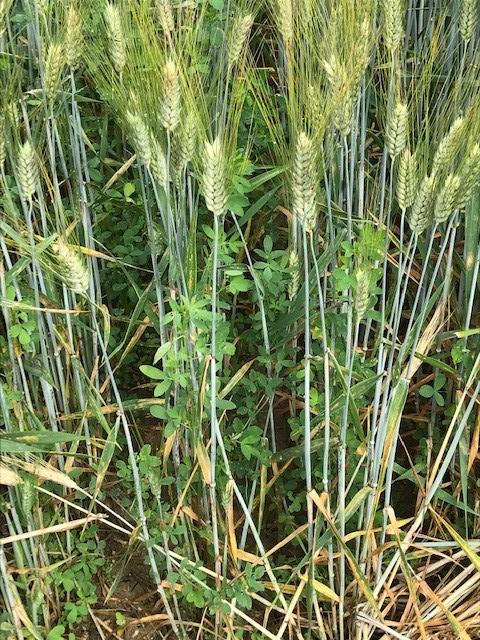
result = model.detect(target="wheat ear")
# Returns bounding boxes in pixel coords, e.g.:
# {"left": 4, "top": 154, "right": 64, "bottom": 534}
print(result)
{"left": 17, "top": 141, "right": 38, "bottom": 202}
{"left": 53, "top": 239, "right": 89, "bottom": 295}
{"left": 65, "top": 5, "right": 83, "bottom": 69}
{"left": 202, "top": 137, "right": 227, "bottom": 217}
{"left": 397, "top": 148, "right": 417, "bottom": 209}
{"left": 409, "top": 174, "right": 435, "bottom": 235}
{"left": 125, "top": 111, "right": 151, "bottom": 167}
{"left": 292, "top": 131, "right": 317, "bottom": 232}
{"left": 161, "top": 59, "right": 181, "bottom": 132}
{"left": 105, "top": 3, "right": 126, "bottom": 75}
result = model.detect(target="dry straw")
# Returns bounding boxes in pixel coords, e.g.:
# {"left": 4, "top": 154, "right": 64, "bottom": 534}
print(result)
{"left": 397, "top": 148, "right": 417, "bottom": 209}
{"left": 202, "top": 137, "right": 227, "bottom": 217}
{"left": 0, "top": 463, "right": 23, "bottom": 487}
{"left": 292, "top": 132, "right": 317, "bottom": 232}
{"left": 105, "top": 3, "right": 126, "bottom": 75}
{"left": 161, "top": 59, "right": 181, "bottom": 132}
{"left": 53, "top": 239, "right": 89, "bottom": 295}
{"left": 17, "top": 141, "right": 38, "bottom": 202}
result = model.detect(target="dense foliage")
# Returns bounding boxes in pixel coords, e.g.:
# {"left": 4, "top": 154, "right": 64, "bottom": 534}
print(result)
{"left": 1, "top": 0, "right": 480, "bottom": 638}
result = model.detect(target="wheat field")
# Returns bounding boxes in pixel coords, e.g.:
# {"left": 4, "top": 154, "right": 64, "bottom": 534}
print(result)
{"left": 1, "top": 0, "right": 480, "bottom": 639}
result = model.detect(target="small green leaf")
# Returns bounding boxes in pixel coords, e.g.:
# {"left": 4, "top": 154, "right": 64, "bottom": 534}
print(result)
{"left": 139, "top": 365, "right": 164, "bottom": 380}
{"left": 154, "top": 341, "right": 172, "bottom": 363}
{"left": 419, "top": 384, "right": 434, "bottom": 398}
{"left": 209, "top": 0, "right": 224, "bottom": 9}
{"left": 124, "top": 182, "right": 135, "bottom": 198}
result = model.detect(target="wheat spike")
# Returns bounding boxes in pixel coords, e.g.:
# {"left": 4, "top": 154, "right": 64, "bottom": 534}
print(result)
{"left": 6, "top": 101, "right": 19, "bottom": 130}
{"left": 105, "top": 3, "right": 126, "bottom": 75}
{"left": 0, "top": 463, "right": 23, "bottom": 487}
{"left": 434, "top": 173, "right": 461, "bottom": 224}
{"left": 288, "top": 249, "right": 300, "bottom": 300}
{"left": 386, "top": 102, "right": 408, "bottom": 159}
{"left": 35, "top": 0, "right": 48, "bottom": 14}
{"left": 431, "top": 117, "right": 464, "bottom": 176}
{"left": 156, "top": 0, "right": 174, "bottom": 35}
{"left": 161, "top": 59, "right": 181, "bottom": 132}
{"left": 151, "top": 137, "right": 167, "bottom": 188}
{"left": 383, "top": 0, "right": 404, "bottom": 52}
{"left": 397, "top": 148, "right": 417, "bottom": 209}
{"left": 459, "top": 0, "right": 478, "bottom": 43}
{"left": 456, "top": 144, "right": 480, "bottom": 209}
{"left": 17, "top": 141, "right": 38, "bottom": 202}
{"left": 65, "top": 5, "right": 83, "bottom": 69}
{"left": 277, "top": 0, "right": 293, "bottom": 50}
{"left": 125, "top": 111, "right": 151, "bottom": 167}
{"left": 354, "top": 266, "right": 370, "bottom": 320}
{"left": 409, "top": 174, "right": 435, "bottom": 235}
{"left": 228, "top": 13, "right": 254, "bottom": 69}
{"left": 22, "top": 476, "right": 36, "bottom": 513}
{"left": 0, "top": 115, "right": 5, "bottom": 168}
{"left": 292, "top": 131, "right": 317, "bottom": 232}
{"left": 1, "top": 0, "right": 14, "bottom": 38}
{"left": 202, "top": 137, "right": 227, "bottom": 217}
{"left": 44, "top": 41, "right": 65, "bottom": 102}
{"left": 23, "top": 461, "right": 79, "bottom": 490}
{"left": 53, "top": 239, "right": 89, "bottom": 295}
{"left": 172, "top": 114, "right": 196, "bottom": 182}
